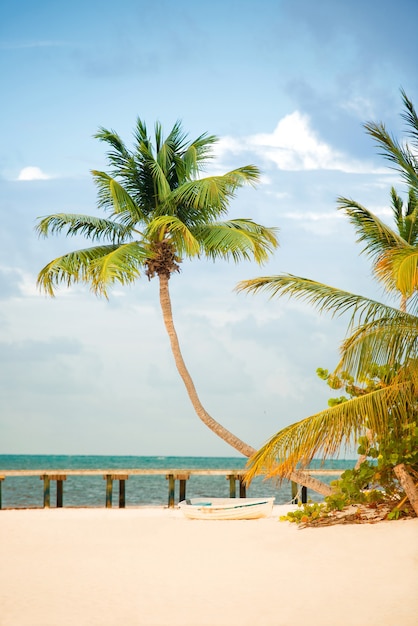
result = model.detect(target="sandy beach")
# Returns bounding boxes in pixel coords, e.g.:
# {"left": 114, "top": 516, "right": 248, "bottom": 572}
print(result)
{"left": 0, "top": 505, "right": 417, "bottom": 626}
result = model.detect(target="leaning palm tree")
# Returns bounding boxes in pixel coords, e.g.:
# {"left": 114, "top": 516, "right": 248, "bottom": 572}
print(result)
{"left": 37, "top": 120, "right": 333, "bottom": 497}
{"left": 236, "top": 93, "right": 418, "bottom": 509}
{"left": 37, "top": 119, "right": 279, "bottom": 458}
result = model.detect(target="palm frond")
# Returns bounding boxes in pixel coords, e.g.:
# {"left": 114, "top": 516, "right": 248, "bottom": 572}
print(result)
{"left": 37, "top": 245, "right": 119, "bottom": 296}
{"left": 236, "top": 274, "right": 402, "bottom": 327}
{"left": 245, "top": 378, "right": 416, "bottom": 482}
{"left": 148, "top": 159, "right": 172, "bottom": 203}
{"left": 37, "top": 242, "right": 149, "bottom": 298}
{"left": 374, "top": 246, "right": 418, "bottom": 300}
{"left": 337, "top": 197, "right": 406, "bottom": 256}
{"left": 338, "top": 316, "right": 418, "bottom": 378}
{"left": 171, "top": 166, "right": 260, "bottom": 220}
{"left": 195, "top": 220, "right": 279, "bottom": 264}
{"left": 91, "top": 171, "right": 147, "bottom": 224}
{"left": 391, "top": 247, "right": 418, "bottom": 296}
{"left": 36, "top": 213, "right": 131, "bottom": 244}
{"left": 400, "top": 88, "right": 418, "bottom": 150}
{"left": 364, "top": 120, "right": 418, "bottom": 192}
{"left": 404, "top": 188, "right": 418, "bottom": 242}
{"left": 88, "top": 241, "right": 149, "bottom": 296}
{"left": 93, "top": 128, "right": 131, "bottom": 173}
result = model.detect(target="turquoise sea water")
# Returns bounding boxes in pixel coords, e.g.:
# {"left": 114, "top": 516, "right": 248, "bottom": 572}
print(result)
{"left": 0, "top": 455, "right": 355, "bottom": 509}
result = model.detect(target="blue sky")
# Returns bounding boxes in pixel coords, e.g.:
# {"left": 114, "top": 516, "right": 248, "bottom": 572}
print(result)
{"left": 1, "top": 0, "right": 418, "bottom": 456}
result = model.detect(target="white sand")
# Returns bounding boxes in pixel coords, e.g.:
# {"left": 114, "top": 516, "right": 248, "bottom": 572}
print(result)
{"left": 0, "top": 505, "right": 417, "bottom": 626}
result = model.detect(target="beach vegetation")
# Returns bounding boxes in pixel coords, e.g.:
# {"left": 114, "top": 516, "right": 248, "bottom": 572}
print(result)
{"left": 238, "top": 91, "right": 418, "bottom": 521}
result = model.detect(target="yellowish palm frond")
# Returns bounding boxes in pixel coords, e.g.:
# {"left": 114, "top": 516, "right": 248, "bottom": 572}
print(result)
{"left": 245, "top": 376, "right": 416, "bottom": 483}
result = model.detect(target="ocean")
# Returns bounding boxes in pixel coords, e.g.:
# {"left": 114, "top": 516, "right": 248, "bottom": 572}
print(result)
{"left": 0, "top": 455, "right": 355, "bottom": 509}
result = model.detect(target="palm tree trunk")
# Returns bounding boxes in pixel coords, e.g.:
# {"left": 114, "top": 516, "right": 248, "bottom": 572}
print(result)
{"left": 393, "top": 463, "right": 418, "bottom": 516}
{"left": 158, "top": 274, "right": 333, "bottom": 497}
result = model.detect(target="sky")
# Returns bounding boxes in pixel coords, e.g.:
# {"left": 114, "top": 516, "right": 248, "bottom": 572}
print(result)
{"left": 1, "top": 0, "right": 418, "bottom": 457}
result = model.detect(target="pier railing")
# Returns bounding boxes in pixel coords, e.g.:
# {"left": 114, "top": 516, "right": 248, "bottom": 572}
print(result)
{"left": 0, "top": 468, "right": 344, "bottom": 509}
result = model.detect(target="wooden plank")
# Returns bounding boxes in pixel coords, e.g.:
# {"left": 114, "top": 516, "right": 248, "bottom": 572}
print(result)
{"left": 103, "top": 475, "right": 129, "bottom": 481}
{"left": 0, "top": 469, "right": 246, "bottom": 477}
{"left": 45, "top": 475, "right": 67, "bottom": 481}
{"left": 0, "top": 468, "right": 344, "bottom": 477}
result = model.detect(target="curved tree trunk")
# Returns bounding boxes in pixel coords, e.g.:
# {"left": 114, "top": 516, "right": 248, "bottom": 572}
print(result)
{"left": 158, "top": 274, "right": 333, "bottom": 497}
{"left": 394, "top": 464, "right": 418, "bottom": 516}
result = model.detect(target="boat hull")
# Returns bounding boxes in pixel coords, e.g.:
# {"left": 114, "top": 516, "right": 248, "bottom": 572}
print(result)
{"left": 178, "top": 497, "right": 275, "bottom": 520}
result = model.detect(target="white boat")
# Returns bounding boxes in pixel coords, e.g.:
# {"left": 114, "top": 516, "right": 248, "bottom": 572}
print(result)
{"left": 178, "top": 497, "right": 275, "bottom": 520}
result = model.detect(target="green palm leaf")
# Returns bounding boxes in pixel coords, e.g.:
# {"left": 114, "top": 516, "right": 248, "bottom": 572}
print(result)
{"left": 36, "top": 213, "right": 132, "bottom": 243}
{"left": 171, "top": 167, "right": 260, "bottom": 218}
{"left": 236, "top": 274, "right": 400, "bottom": 324}
{"left": 37, "top": 245, "right": 119, "bottom": 295}
{"left": 364, "top": 90, "right": 418, "bottom": 192}
{"left": 195, "top": 220, "right": 279, "bottom": 264}
{"left": 37, "top": 242, "right": 149, "bottom": 297}
{"left": 88, "top": 241, "right": 149, "bottom": 296}
{"left": 337, "top": 197, "right": 406, "bottom": 255}
{"left": 91, "top": 171, "right": 147, "bottom": 224}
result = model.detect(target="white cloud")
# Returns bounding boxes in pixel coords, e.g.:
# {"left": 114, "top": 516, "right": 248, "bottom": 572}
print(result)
{"left": 216, "top": 111, "right": 387, "bottom": 175}
{"left": 250, "top": 112, "right": 338, "bottom": 170}
{"left": 17, "top": 166, "right": 51, "bottom": 181}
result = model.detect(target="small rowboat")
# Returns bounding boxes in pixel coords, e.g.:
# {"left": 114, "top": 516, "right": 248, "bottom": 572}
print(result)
{"left": 178, "top": 497, "right": 275, "bottom": 520}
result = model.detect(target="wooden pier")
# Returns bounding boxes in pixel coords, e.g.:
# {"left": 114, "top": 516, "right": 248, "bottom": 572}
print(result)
{"left": 0, "top": 468, "right": 343, "bottom": 509}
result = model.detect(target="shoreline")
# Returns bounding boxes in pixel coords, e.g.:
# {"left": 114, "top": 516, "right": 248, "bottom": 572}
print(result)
{"left": 1, "top": 506, "right": 417, "bottom": 625}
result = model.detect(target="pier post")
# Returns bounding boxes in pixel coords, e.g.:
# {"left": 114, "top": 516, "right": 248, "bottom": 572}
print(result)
{"left": 227, "top": 475, "right": 236, "bottom": 497}
{"left": 227, "top": 474, "right": 246, "bottom": 498}
{"left": 40, "top": 475, "right": 67, "bottom": 508}
{"left": 41, "top": 476, "right": 51, "bottom": 508}
{"left": 166, "top": 474, "right": 175, "bottom": 508}
{"left": 291, "top": 482, "right": 308, "bottom": 504}
{"left": 103, "top": 475, "right": 129, "bottom": 508}
{"left": 57, "top": 480, "right": 64, "bottom": 507}
{"left": 0, "top": 476, "right": 4, "bottom": 509}
{"left": 105, "top": 475, "right": 113, "bottom": 508}
{"left": 118, "top": 476, "right": 129, "bottom": 508}
{"left": 119, "top": 480, "right": 126, "bottom": 508}
{"left": 176, "top": 474, "right": 190, "bottom": 503}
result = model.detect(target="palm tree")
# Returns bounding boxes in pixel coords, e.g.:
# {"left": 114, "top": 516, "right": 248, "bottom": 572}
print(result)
{"left": 36, "top": 119, "right": 334, "bottom": 497}
{"left": 37, "top": 119, "right": 280, "bottom": 458}
{"left": 236, "top": 93, "right": 418, "bottom": 506}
